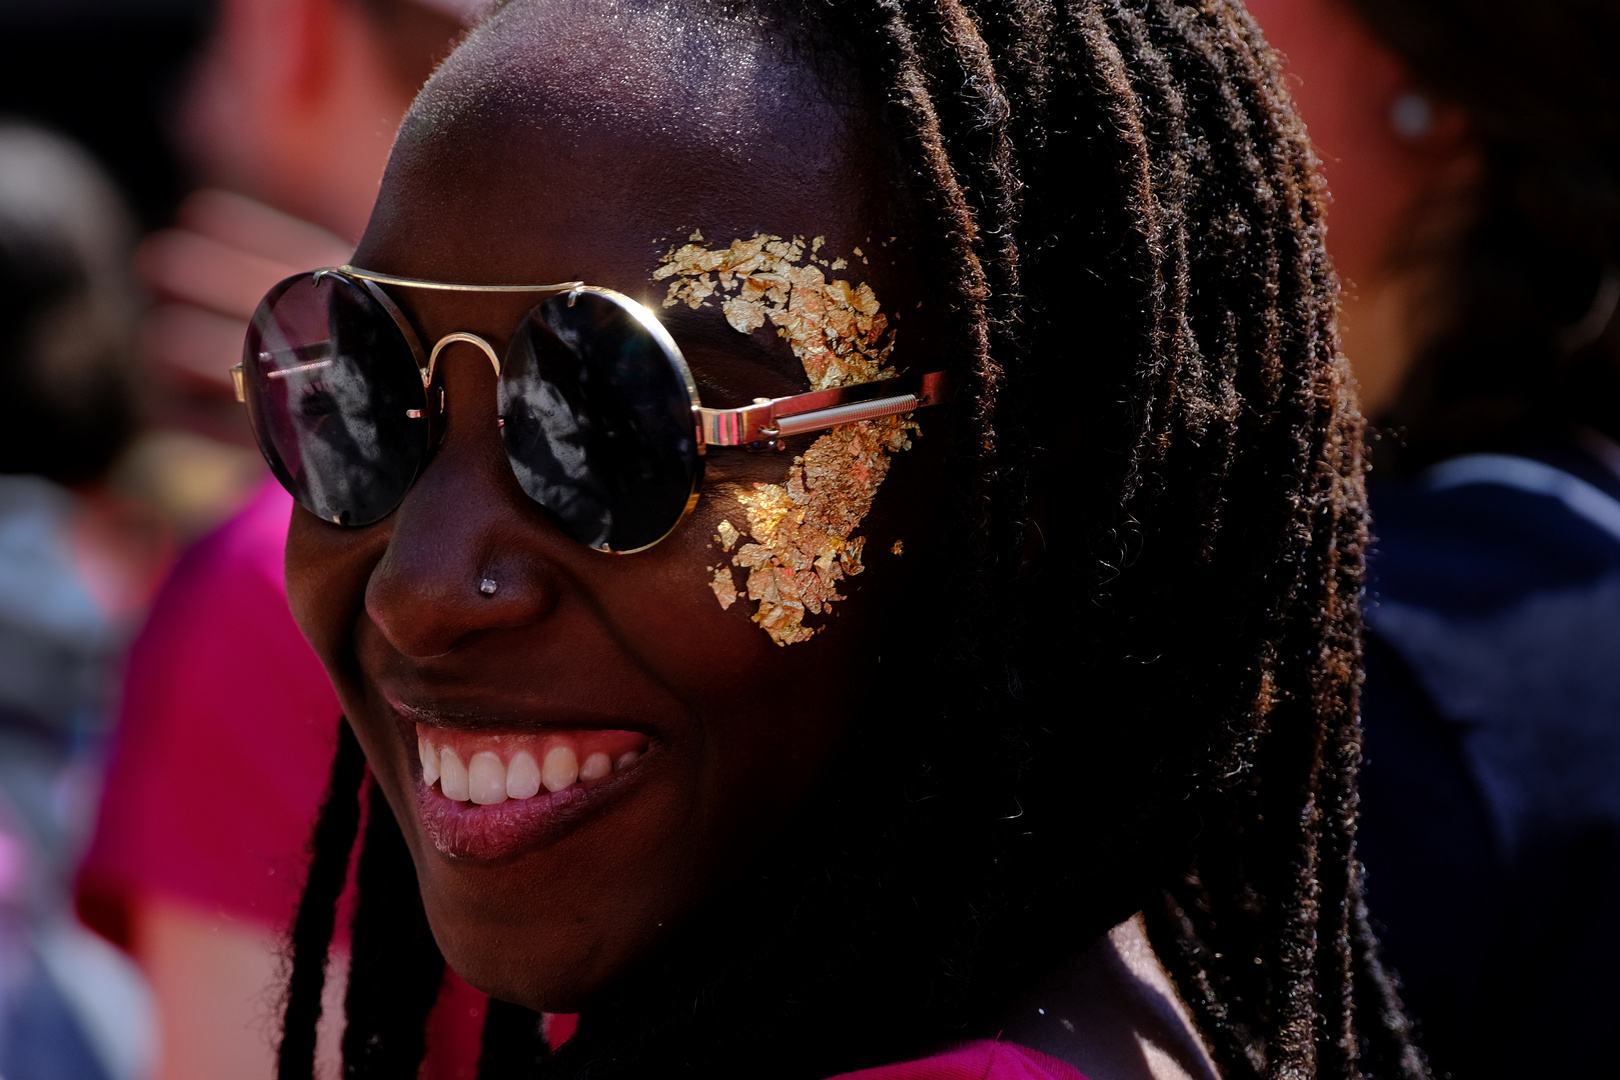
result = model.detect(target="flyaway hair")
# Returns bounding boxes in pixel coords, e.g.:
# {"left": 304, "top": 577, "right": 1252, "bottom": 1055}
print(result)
{"left": 279, "top": 2, "right": 1428, "bottom": 1077}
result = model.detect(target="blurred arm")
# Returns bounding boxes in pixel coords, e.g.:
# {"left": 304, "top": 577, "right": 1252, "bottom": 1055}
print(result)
{"left": 131, "top": 894, "right": 344, "bottom": 1080}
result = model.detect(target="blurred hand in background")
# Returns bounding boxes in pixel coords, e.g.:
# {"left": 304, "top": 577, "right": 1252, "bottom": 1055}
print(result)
{"left": 122, "top": 0, "right": 465, "bottom": 537}
{"left": 138, "top": 191, "right": 351, "bottom": 406}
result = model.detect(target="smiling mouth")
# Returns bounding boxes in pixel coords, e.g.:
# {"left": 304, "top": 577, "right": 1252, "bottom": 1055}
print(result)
{"left": 412, "top": 722, "right": 652, "bottom": 860}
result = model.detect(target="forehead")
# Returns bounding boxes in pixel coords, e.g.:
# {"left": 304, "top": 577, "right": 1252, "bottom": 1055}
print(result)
{"left": 356, "top": 0, "right": 893, "bottom": 293}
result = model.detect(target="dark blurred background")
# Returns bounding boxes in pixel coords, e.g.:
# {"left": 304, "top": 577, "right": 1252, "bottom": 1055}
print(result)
{"left": 0, "top": 0, "right": 208, "bottom": 231}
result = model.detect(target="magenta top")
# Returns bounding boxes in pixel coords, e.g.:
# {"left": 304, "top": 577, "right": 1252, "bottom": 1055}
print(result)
{"left": 831, "top": 1042, "right": 1086, "bottom": 1079}
{"left": 81, "top": 481, "right": 340, "bottom": 927}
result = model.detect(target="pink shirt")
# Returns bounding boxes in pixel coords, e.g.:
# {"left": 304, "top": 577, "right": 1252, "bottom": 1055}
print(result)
{"left": 832, "top": 1042, "right": 1087, "bottom": 1080}
{"left": 81, "top": 481, "right": 340, "bottom": 926}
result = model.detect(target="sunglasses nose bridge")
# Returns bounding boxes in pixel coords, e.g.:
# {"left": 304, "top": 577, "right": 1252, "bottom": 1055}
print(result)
{"left": 427, "top": 332, "right": 502, "bottom": 385}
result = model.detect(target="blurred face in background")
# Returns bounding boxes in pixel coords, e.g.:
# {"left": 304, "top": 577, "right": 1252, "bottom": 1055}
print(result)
{"left": 1246, "top": 0, "right": 1479, "bottom": 416}
{"left": 180, "top": 0, "right": 462, "bottom": 240}
{"left": 133, "top": 0, "right": 466, "bottom": 530}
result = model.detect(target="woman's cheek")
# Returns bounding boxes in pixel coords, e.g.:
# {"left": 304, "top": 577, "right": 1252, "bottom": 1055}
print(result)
{"left": 284, "top": 509, "right": 387, "bottom": 684}
{"left": 710, "top": 415, "right": 916, "bottom": 645}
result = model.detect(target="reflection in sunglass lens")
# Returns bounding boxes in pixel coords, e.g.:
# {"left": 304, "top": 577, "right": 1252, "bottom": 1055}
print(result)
{"left": 244, "top": 273, "right": 430, "bottom": 526}
{"left": 498, "top": 290, "right": 699, "bottom": 552}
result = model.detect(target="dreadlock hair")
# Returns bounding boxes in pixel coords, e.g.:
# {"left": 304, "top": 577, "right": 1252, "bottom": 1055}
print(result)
{"left": 1344, "top": 0, "right": 1620, "bottom": 470}
{"left": 278, "top": 2, "right": 1429, "bottom": 1077}
{"left": 277, "top": 719, "right": 364, "bottom": 1080}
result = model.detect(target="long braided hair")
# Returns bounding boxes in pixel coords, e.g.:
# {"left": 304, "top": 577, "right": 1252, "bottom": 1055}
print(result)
{"left": 276, "top": 2, "right": 1426, "bottom": 1077}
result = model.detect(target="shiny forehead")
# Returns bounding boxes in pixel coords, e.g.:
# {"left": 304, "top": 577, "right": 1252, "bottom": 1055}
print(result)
{"left": 361, "top": 0, "right": 890, "bottom": 283}
{"left": 399, "top": 0, "right": 856, "bottom": 166}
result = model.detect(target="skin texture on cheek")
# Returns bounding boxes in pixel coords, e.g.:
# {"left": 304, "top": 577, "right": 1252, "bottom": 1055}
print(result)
{"left": 657, "top": 233, "right": 918, "bottom": 645}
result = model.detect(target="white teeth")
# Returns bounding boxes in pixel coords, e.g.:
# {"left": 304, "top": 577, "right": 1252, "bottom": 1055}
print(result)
{"left": 419, "top": 737, "right": 439, "bottom": 787}
{"left": 542, "top": 746, "right": 579, "bottom": 792}
{"left": 439, "top": 747, "right": 470, "bottom": 802}
{"left": 420, "top": 730, "right": 643, "bottom": 802}
{"left": 506, "top": 751, "right": 542, "bottom": 800}
{"left": 468, "top": 751, "right": 508, "bottom": 805}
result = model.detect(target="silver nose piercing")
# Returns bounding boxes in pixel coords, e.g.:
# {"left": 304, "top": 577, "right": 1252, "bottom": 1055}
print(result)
{"left": 479, "top": 578, "right": 498, "bottom": 596}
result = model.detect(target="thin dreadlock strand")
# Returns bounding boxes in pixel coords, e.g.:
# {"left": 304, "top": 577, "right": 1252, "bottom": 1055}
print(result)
{"left": 340, "top": 781, "right": 446, "bottom": 1078}
{"left": 1351, "top": 868, "right": 1428, "bottom": 1077}
{"left": 1075, "top": 9, "right": 1279, "bottom": 1067}
{"left": 1298, "top": 228, "right": 1371, "bottom": 1073}
{"left": 864, "top": 0, "right": 1009, "bottom": 674}
{"left": 477, "top": 999, "right": 549, "bottom": 1079}
{"left": 1161, "top": 4, "right": 1272, "bottom": 536}
{"left": 1317, "top": 698, "right": 1365, "bottom": 1074}
{"left": 276, "top": 719, "right": 366, "bottom": 1080}
{"left": 1109, "top": 2, "right": 1197, "bottom": 456}
{"left": 911, "top": 0, "right": 1024, "bottom": 319}
{"left": 1240, "top": 50, "right": 1338, "bottom": 1062}
{"left": 1074, "top": 1, "right": 1178, "bottom": 519}
{"left": 913, "top": 0, "right": 1028, "bottom": 588}
{"left": 1049, "top": 0, "right": 1163, "bottom": 555}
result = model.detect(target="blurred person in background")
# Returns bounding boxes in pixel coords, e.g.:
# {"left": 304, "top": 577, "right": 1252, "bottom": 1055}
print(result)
{"left": 0, "top": 0, "right": 204, "bottom": 231}
{"left": 124, "top": 0, "right": 488, "bottom": 533}
{"left": 0, "top": 120, "right": 161, "bottom": 1080}
{"left": 1249, "top": 1, "right": 1620, "bottom": 1075}
{"left": 75, "top": 1, "right": 494, "bottom": 1077}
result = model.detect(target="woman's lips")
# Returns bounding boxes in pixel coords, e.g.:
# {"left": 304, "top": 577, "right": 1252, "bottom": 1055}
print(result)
{"left": 412, "top": 722, "right": 651, "bottom": 861}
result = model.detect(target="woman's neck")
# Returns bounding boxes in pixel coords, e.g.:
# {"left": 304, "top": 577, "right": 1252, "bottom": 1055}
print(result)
{"left": 991, "top": 914, "right": 1220, "bottom": 1080}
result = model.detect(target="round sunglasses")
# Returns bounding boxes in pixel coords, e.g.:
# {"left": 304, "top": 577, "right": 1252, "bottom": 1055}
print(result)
{"left": 233, "top": 267, "right": 949, "bottom": 553}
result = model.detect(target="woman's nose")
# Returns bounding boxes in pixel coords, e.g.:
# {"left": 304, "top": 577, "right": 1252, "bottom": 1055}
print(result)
{"left": 363, "top": 345, "right": 562, "bottom": 657}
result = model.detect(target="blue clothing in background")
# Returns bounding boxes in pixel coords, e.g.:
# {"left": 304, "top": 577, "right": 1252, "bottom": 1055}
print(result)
{"left": 0, "top": 475, "right": 153, "bottom": 1080}
{"left": 1361, "top": 438, "right": 1620, "bottom": 1079}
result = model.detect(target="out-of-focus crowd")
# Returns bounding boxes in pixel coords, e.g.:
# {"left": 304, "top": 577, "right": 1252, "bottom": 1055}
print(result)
{"left": 0, "top": 0, "right": 1615, "bottom": 1078}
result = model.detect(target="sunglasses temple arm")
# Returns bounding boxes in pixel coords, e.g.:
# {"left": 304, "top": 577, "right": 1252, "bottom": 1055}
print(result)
{"left": 773, "top": 393, "right": 924, "bottom": 437}
{"left": 697, "top": 371, "right": 949, "bottom": 447}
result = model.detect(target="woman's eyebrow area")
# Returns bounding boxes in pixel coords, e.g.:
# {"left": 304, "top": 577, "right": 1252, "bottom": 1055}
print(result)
{"left": 657, "top": 304, "right": 809, "bottom": 392}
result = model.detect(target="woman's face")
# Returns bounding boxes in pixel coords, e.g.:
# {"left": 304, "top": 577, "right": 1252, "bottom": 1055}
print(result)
{"left": 284, "top": 5, "right": 944, "bottom": 1010}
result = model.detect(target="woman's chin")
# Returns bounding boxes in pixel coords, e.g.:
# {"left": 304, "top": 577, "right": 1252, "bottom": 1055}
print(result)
{"left": 427, "top": 910, "right": 612, "bottom": 1014}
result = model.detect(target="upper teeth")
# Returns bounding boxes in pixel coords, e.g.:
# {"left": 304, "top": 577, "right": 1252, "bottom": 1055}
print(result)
{"left": 417, "top": 728, "right": 642, "bottom": 806}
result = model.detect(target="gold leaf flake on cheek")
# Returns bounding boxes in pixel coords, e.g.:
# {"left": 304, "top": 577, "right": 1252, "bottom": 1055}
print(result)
{"left": 710, "top": 566, "right": 739, "bottom": 610}
{"left": 655, "top": 234, "right": 917, "bottom": 646}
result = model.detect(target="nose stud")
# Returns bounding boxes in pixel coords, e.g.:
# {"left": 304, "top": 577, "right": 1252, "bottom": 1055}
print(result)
{"left": 479, "top": 578, "right": 498, "bottom": 596}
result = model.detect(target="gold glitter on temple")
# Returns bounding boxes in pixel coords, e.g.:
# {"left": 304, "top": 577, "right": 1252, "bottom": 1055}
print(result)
{"left": 655, "top": 233, "right": 895, "bottom": 392}
{"left": 656, "top": 234, "right": 916, "bottom": 645}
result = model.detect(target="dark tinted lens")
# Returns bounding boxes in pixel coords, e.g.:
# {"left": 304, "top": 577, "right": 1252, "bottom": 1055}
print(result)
{"left": 498, "top": 290, "right": 699, "bottom": 551}
{"left": 244, "top": 273, "right": 429, "bottom": 526}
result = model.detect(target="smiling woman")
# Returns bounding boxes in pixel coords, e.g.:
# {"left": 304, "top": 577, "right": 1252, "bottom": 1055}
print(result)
{"left": 258, "top": 1, "right": 1426, "bottom": 1078}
